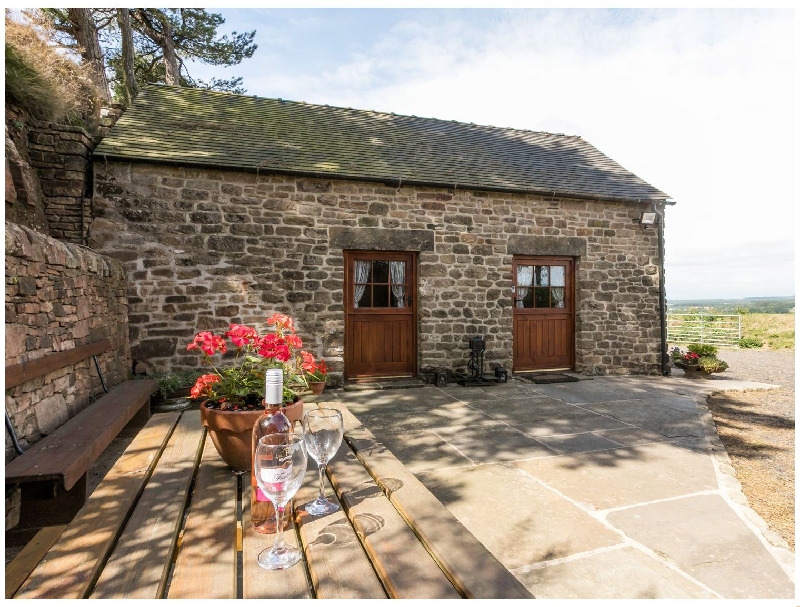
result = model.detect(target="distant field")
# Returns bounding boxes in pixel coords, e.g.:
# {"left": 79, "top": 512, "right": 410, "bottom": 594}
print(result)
{"left": 741, "top": 314, "right": 795, "bottom": 350}
{"left": 669, "top": 296, "right": 794, "bottom": 315}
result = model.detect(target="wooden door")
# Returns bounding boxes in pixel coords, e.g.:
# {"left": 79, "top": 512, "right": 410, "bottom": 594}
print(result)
{"left": 512, "top": 256, "right": 575, "bottom": 371}
{"left": 344, "top": 251, "right": 416, "bottom": 380}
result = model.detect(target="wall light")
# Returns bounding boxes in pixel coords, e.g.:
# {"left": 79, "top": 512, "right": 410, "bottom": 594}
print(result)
{"left": 639, "top": 211, "right": 658, "bottom": 229}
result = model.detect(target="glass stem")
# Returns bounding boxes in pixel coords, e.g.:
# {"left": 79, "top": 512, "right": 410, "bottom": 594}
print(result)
{"left": 273, "top": 505, "right": 285, "bottom": 553}
{"left": 317, "top": 463, "right": 326, "bottom": 501}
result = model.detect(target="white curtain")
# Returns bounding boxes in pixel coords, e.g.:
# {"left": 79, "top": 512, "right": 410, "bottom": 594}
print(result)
{"left": 353, "top": 260, "right": 371, "bottom": 308}
{"left": 516, "top": 265, "right": 533, "bottom": 308}
{"left": 390, "top": 261, "right": 406, "bottom": 308}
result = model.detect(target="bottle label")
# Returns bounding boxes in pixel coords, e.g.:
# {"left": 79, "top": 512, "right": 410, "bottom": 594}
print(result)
{"left": 256, "top": 488, "right": 270, "bottom": 502}
{"left": 258, "top": 465, "right": 292, "bottom": 498}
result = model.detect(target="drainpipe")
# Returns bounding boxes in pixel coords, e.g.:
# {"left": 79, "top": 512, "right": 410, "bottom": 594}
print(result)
{"left": 653, "top": 201, "right": 669, "bottom": 376}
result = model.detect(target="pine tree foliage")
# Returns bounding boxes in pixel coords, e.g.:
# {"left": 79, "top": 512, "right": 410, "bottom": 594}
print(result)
{"left": 25, "top": 8, "right": 257, "bottom": 105}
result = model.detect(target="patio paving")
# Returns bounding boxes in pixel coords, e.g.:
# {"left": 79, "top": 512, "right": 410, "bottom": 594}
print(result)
{"left": 331, "top": 374, "right": 795, "bottom": 600}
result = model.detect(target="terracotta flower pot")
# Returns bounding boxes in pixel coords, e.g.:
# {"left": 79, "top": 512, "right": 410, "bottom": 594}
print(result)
{"left": 200, "top": 399, "right": 305, "bottom": 471}
{"left": 307, "top": 381, "right": 326, "bottom": 395}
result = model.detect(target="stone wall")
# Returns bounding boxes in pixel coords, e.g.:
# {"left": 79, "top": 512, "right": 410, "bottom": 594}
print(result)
{"left": 5, "top": 113, "right": 50, "bottom": 235}
{"left": 25, "top": 122, "right": 95, "bottom": 244}
{"left": 5, "top": 222, "right": 131, "bottom": 463}
{"left": 90, "top": 161, "right": 663, "bottom": 381}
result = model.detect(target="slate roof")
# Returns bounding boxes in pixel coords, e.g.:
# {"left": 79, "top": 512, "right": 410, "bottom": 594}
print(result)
{"left": 94, "top": 85, "right": 670, "bottom": 203}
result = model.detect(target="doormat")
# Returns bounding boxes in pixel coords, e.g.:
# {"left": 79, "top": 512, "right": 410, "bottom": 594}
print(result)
{"left": 525, "top": 373, "right": 580, "bottom": 384}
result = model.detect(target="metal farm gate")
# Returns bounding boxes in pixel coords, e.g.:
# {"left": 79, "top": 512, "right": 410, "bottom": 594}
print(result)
{"left": 667, "top": 314, "right": 741, "bottom": 348}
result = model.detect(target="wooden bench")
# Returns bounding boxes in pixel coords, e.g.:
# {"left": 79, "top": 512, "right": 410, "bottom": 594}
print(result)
{"left": 8, "top": 403, "right": 534, "bottom": 599}
{"left": 5, "top": 339, "right": 156, "bottom": 530}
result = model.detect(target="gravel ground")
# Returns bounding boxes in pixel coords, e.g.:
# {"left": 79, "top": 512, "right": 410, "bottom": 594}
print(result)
{"left": 706, "top": 348, "right": 795, "bottom": 550}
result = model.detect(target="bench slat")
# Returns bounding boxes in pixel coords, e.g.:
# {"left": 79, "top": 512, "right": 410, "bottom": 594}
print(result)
{"left": 92, "top": 410, "right": 205, "bottom": 598}
{"left": 5, "top": 379, "right": 156, "bottom": 490}
{"left": 242, "top": 484, "right": 312, "bottom": 599}
{"left": 166, "top": 432, "right": 238, "bottom": 599}
{"left": 13, "top": 412, "right": 180, "bottom": 599}
{"left": 328, "top": 444, "right": 461, "bottom": 599}
{"left": 294, "top": 456, "right": 388, "bottom": 599}
{"left": 5, "top": 339, "right": 112, "bottom": 389}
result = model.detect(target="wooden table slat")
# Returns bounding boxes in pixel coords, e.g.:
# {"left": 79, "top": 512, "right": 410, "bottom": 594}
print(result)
{"left": 242, "top": 484, "right": 313, "bottom": 599}
{"left": 13, "top": 412, "right": 181, "bottom": 599}
{"left": 327, "top": 445, "right": 461, "bottom": 599}
{"left": 294, "top": 456, "right": 388, "bottom": 599}
{"left": 167, "top": 433, "right": 238, "bottom": 599}
{"left": 5, "top": 526, "right": 66, "bottom": 599}
{"left": 91, "top": 410, "right": 206, "bottom": 598}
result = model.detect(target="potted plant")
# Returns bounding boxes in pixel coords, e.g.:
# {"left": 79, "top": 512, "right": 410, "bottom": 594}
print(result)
{"left": 152, "top": 369, "right": 201, "bottom": 402}
{"left": 188, "top": 313, "right": 312, "bottom": 470}
{"left": 672, "top": 344, "right": 728, "bottom": 375}
{"left": 303, "top": 356, "right": 329, "bottom": 394}
{"left": 671, "top": 349, "right": 700, "bottom": 371}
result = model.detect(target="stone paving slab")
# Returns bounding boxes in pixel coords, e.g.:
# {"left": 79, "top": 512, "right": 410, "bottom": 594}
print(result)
{"left": 527, "top": 378, "right": 677, "bottom": 404}
{"left": 515, "top": 546, "right": 717, "bottom": 599}
{"left": 417, "top": 463, "right": 622, "bottom": 569}
{"left": 352, "top": 404, "right": 486, "bottom": 433}
{"left": 434, "top": 421, "right": 558, "bottom": 463}
{"left": 607, "top": 494, "right": 795, "bottom": 599}
{"left": 514, "top": 441, "right": 719, "bottom": 510}
{"left": 375, "top": 427, "right": 474, "bottom": 472}
{"left": 578, "top": 399, "right": 707, "bottom": 439}
{"left": 342, "top": 386, "right": 454, "bottom": 410}
{"left": 591, "top": 426, "right": 672, "bottom": 447}
{"left": 534, "top": 431, "right": 629, "bottom": 455}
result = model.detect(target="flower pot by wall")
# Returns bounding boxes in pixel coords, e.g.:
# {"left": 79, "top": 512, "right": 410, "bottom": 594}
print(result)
{"left": 307, "top": 381, "right": 326, "bottom": 395}
{"left": 200, "top": 399, "right": 304, "bottom": 471}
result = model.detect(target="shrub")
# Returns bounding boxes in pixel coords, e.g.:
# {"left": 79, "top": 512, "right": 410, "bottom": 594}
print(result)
{"left": 738, "top": 336, "right": 764, "bottom": 349}
{"left": 698, "top": 356, "right": 728, "bottom": 373}
{"left": 154, "top": 369, "right": 201, "bottom": 400}
{"left": 687, "top": 343, "right": 718, "bottom": 357}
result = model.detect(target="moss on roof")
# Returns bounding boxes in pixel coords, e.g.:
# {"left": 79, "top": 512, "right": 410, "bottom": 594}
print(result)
{"left": 94, "top": 85, "right": 670, "bottom": 203}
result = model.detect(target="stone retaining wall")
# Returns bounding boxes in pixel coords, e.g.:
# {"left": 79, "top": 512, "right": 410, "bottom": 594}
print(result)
{"left": 90, "top": 161, "right": 663, "bottom": 381}
{"left": 25, "top": 122, "right": 95, "bottom": 244}
{"left": 5, "top": 222, "right": 131, "bottom": 463}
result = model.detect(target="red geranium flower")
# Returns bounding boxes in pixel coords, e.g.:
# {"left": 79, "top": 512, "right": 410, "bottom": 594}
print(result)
{"left": 187, "top": 313, "right": 320, "bottom": 406}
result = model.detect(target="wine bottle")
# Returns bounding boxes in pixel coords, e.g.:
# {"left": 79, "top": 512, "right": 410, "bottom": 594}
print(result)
{"left": 251, "top": 368, "right": 292, "bottom": 533}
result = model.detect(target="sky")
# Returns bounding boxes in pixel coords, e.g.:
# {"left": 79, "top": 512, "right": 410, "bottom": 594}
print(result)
{"left": 185, "top": 8, "right": 793, "bottom": 300}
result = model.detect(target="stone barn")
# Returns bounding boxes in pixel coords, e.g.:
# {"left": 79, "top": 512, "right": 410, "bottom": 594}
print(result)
{"left": 89, "top": 85, "right": 673, "bottom": 385}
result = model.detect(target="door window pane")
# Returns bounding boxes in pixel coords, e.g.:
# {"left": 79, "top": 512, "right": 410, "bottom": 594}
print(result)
{"left": 550, "top": 266, "right": 565, "bottom": 287}
{"left": 358, "top": 286, "right": 372, "bottom": 307}
{"left": 372, "top": 285, "right": 389, "bottom": 307}
{"left": 389, "top": 261, "right": 406, "bottom": 308}
{"left": 520, "top": 288, "right": 534, "bottom": 308}
{"left": 373, "top": 260, "right": 389, "bottom": 284}
{"left": 534, "top": 287, "right": 550, "bottom": 307}
{"left": 551, "top": 287, "right": 565, "bottom": 308}
{"left": 535, "top": 266, "right": 549, "bottom": 286}
{"left": 517, "top": 265, "right": 534, "bottom": 286}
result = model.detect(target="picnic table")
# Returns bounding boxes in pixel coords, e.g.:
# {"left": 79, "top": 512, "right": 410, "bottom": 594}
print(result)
{"left": 8, "top": 401, "right": 533, "bottom": 599}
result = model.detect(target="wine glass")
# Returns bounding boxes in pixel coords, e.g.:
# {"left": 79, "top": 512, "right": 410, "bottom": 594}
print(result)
{"left": 301, "top": 408, "right": 344, "bottom": 516}
{"left": 254, "top": 433, "right": 307, "bottom": 570}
